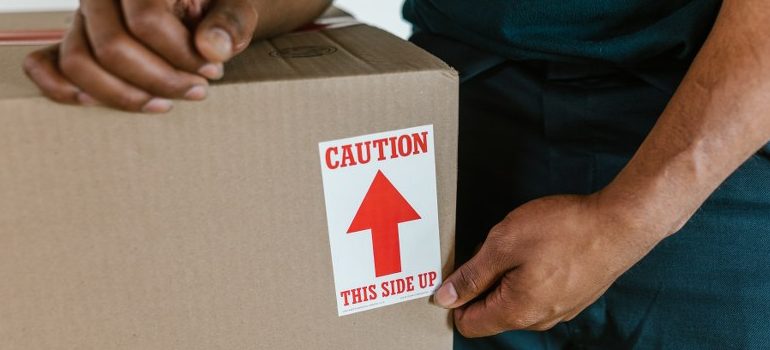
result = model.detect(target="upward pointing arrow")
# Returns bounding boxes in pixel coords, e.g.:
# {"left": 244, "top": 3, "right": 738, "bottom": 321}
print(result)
{"left": 347, "top": 170, "right": 421, "bottom": 277}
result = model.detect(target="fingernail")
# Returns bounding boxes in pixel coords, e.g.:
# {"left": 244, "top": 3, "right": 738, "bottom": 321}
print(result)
{"left": 198, "top": 63, "right": 224, "bottom": 80}
{"left": 184, "top": 85, "right": 208, "bottom": 101}
{"left": 141, "top": 98, "right": 173, "bottom": 114}
{"left": 77, "top": 92, "right": 97, "bottom": 106}
{"left": 435, "top": 282, "right": 457, "bottom": 308}
{"left": 206, "top": 28, "right": 232, "bottom": 60}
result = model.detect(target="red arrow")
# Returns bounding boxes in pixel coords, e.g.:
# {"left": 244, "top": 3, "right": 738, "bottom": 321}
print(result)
{"left": 347, "top": 170, "right": 421, "bottom": 277}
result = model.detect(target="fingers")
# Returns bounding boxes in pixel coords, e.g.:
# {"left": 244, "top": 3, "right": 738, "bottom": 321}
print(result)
{"left": 79, "top": 0, "right": 209, "bottom": 100}
{"left": 59, "top": 13, "right": 168, "bottom": 113}
{"left": 453, "top": 289, "right": 513, "bottom": 338}
{"left": 434, "top": 243, "right": 509, "bottom": 309}
{"left": 453, "top": 271, "right": 607, "bottom": 337}
{"left": 23, "top": 45, "right": 91, "bottom": 105}
{"left": 453, "top": 271, "right": 533, "bottom": 338}
{"left": 195, "top": 0, "right": 258, "bottom": 62}
{"left": 121, "top": 0, "right": 224, "bottom": 79}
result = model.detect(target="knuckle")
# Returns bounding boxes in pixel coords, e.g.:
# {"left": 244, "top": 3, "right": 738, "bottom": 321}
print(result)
{"left": 508, "top": 317, "right": 535, "bottom": 330}
{"left": 22, "top": 52, "right": 43, "bottom": 77}
{"left": 488, "top": 218, "right": 512, "bottom": 241}
{"left": 125, "top": 12, "right": 162, "bottom": 39}
{"left": 221, "top": 9, "right": 243, "bottom": 31}
{"left": 494, "top": 282, "right": 518, "bottom": 309}
{"left": 497, "top": 212, "right": 518, "bottom": 233}
{"left": 504, "top": 311, "right": 539, "bottom": 330}
{"left": 218, "top": 5, "right": 256, "bottom": 38}
{"left": 456, "top": 266, "right": 481, "bottom": 295}
{"left": 93, "top": 37, "right": 129, "bottom": 66}
{"left": 58, "top": 53, "right": 83, "bottom": 77}
{"left": 485, "top": 218, "right": 519, "bottom": 256}
{"left": 455, "top": 322, "right": 476, "bottom": 338}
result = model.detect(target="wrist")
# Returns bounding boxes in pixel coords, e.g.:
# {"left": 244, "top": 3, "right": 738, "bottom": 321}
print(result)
{"left": 591, "top": 183, "right": 679, "bottom": 248}
{"left": 594, "top": 133, "right": 720, "bottom": 245}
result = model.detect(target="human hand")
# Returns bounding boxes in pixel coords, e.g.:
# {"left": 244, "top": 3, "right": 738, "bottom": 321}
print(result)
{"left": 435, "top": 194, "right": 665, "bottom": 337}
{"left": 23, "top": 0, "right": 258, "bottom": 112}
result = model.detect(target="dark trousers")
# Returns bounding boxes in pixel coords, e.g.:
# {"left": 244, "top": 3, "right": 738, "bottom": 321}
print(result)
{"left": 412, "top": 32, "right": 770, "bottom": 349}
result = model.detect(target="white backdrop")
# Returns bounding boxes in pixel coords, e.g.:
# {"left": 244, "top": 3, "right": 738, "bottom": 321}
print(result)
{"left": 0, "top": 0, "right": 411, "bottom": 38}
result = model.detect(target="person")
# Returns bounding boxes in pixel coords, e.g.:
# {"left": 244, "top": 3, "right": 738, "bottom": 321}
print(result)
{"left": 23, "top": 0, "right": 770, "bottom": 348}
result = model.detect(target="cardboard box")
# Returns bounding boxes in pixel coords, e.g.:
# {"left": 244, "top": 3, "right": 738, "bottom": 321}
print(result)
{"left": 0, "top": 11, "right": 71, "bottom": 46}
{"left": 0, "top": 11, "right": 458, "bottom": 349}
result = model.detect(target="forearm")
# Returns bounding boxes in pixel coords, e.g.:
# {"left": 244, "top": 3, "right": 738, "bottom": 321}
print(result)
{"left": 252, "top": 0, "right": 333, "bottom": 38}
{"left": 600, "top": 0, "right": 770, "bottom": 242}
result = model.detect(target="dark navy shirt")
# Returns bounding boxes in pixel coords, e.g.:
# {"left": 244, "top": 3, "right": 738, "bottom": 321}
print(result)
{"left": 403, "top": 1, "right": 722, "bottom": 64}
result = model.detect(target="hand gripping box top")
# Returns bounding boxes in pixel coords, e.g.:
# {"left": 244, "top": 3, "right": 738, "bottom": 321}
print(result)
{"left": 0, "top": 11, "right": 458, "bottom": 350}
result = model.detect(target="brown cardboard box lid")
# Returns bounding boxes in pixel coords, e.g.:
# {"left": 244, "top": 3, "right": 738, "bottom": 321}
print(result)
{"left": 0, "top": 10, "right": 452, "bottom": 100}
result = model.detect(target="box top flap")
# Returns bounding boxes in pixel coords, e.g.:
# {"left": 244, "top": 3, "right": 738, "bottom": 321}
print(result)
{"left": 0, "top": 11, "right": 453, "bottom": 101}
{"left": 0, "top": 11, "right": 72, "bottom": 32}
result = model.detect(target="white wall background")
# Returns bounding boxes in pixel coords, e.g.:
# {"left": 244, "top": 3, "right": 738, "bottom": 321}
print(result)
{"left": 337, "top": 0, "right": 409, "bottom": 38}
{"left": 0, "top": 0, "right": 412, "bottom": 38}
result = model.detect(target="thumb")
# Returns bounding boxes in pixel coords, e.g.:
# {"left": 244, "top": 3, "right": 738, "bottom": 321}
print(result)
{"left": 434, "top": 244, "right": 508, "bottom": 309}
{"left": 195, "top": 0, "right": 259, "bottom": 63}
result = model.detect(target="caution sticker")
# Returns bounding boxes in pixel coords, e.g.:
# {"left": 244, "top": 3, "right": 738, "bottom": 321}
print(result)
{"left": 319, "top": 125, "right": 442, "bottom": 316}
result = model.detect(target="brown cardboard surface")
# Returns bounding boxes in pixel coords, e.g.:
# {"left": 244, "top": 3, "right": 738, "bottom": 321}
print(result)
{"left": 0, "top": 11, "right": 458, "bottom": 350}
{"left": 0, "top": 11, "right": 72, "bottom": 31}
